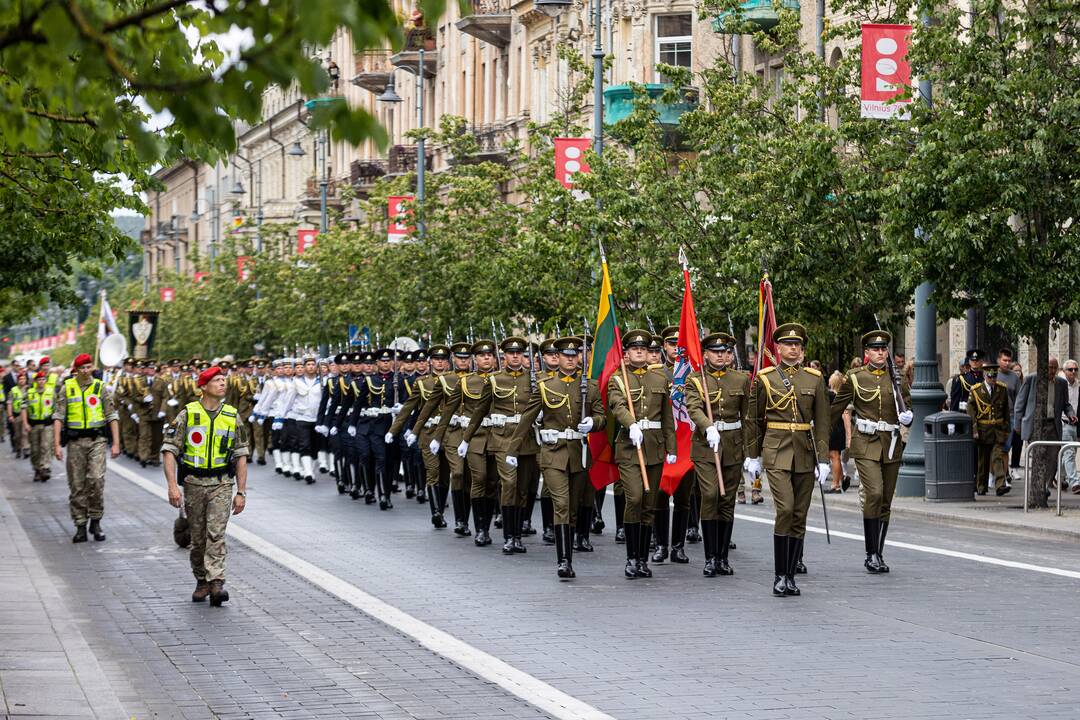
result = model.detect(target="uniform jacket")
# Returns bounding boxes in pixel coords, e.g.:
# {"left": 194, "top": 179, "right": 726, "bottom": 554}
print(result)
{"left": 606, "top": 365, "right": 676, "bottom": 465}
{"left": 685, "top": 366, "right": 754, "bottom": 467}
{"left": 830, "top": 365, "right": 911, "bottom": 464}
{"left": 510, "top": 372, "right": 605, "bottom": 473}
{"left": 750, "top": 363, "right": 829, "bottom": 472}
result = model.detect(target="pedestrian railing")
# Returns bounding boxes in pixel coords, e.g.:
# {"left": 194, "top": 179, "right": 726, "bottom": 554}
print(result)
{"left": 1020, "top": 440, "right": 1080, "bottom": 516}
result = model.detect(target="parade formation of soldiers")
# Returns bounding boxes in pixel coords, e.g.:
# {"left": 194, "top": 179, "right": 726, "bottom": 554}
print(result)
{"left": 11, "top": 321, "right": 915, "bottom": 601}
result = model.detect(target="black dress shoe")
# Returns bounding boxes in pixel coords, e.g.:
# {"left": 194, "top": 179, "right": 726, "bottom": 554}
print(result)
{"left": 454, "top": 521, "right": 469, "bottom": 536}
{"left": 511, "top": 537, "right": 526, "bottom": 553}
{"left": 542, "top": 526, "right": 555, "bottom": 545}
{"left": 773, "top": 575, "right": 788, "bottom": 595}
{"left": 365, "top": 493, "right": 376, "bottom": 504}
{"left": 522, "top": 519, "right": 536, "bottom": 535}
{"left": 257, "top": 458, "right": 266, "bottom": 465}
{"left": 865, "top": 552, "right": 883, "bottom": 573}
{"left": 635, "top": 559, "right": 652, "bottom": 578}
{"left": 615, "top": 526, "right": 626, "bottom": 543}
{"left": 996, "top": 484, "right": 1011, "bottom": 496}
{"left": 625, "top": 559, "right": 638, "bottom": 578}
{"left": 686, "top": 526, "right": 701, "bottom": 544}
{"left": 502, "top": 537, "right": 516, "bottom": 554}
{"left": 432, "top": 513, "right": 447, "bottom": 528}
{"left": 406, "top": 488, "right": 415, "bottom": 499}
{"left": 670, "top": 545, "right": 689, "bottom": 563}
{"left": 717, "top": 557, "right": 733, "bottom": 575}
{"left": 574, "top": 535, "right": 594, "bottom": 552}
{"left": 703, "top": 558, "right": 717, "bottom": 577}
{"left": 651, "top": 545, "right": 668, "bottom": 563}
{"left": 493, "top": 513, "right": 502, "bottom": 529}
{"left": 591, "top": 517, "right": 605, "bottom": 534}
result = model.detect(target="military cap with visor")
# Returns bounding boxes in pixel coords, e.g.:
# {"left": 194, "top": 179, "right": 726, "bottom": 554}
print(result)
{"left": 773, "top": 322, "right": 808, "bottom": 345}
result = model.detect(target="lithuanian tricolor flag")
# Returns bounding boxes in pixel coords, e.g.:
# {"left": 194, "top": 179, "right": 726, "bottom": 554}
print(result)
{"left": 587, "top": 250, "right": 623, "bottom": 490}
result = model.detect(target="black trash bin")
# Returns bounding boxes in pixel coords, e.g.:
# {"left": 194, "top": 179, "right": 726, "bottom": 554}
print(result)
{"left": 924, "top": 411, "right": 975, "bottom": 501}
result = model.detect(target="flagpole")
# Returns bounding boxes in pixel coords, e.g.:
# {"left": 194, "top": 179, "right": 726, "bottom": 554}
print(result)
{"left": 681, "top": 249, "right": 725, "bottom": 496}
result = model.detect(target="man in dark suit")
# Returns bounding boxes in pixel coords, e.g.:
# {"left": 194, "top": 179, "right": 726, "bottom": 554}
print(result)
{"left": 1013, "top": 357, "right": 1073, "bottom": 502}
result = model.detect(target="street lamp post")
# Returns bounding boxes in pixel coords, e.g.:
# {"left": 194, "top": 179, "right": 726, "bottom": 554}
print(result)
{"left": 233, "top": 154, "right": 263, "bottom": 253}
{"left": 416, "top": 47, "right": 426, "bottom": 240}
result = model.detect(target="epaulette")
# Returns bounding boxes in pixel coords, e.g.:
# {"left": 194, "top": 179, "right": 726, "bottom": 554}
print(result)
{"left": 760, "top": 366, "right": 776, "bottom": 374}
{"left": 647, "top": 363, "right": 664, "bottom": 370}
{"left": 804, "top": 367, "right": 822, "bottom": 377}
{"left": 996, "top": 380, "right": 1007, "bottom": 388}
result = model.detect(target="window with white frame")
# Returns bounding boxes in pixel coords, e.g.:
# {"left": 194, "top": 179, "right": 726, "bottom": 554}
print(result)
{"left": 655, "top": 14, "right": 692, "bottom": 84}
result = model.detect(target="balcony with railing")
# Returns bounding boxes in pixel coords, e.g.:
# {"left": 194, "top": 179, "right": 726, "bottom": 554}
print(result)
{"left": 456, "top": 0, "right": 512, "bottom": 47}
{"left": 390, "top": 27, "right": 437, "bottom": 78}
{"left": 350, "top": 159, "right": 388, "bottom": 196}
{"left": 301, "top": 174, "right": 343, "bottom": 210}
{"left": 383, "top": 145, "right": 435, "bottom": 181}
{"left": 351, "top": 50, "right": 393, "bottom": 94}
{"left": 448, "top": 123, "right": 512, "bottom": 166}
{"left": 712, "top": 0, "right": 800, "bottom": 32}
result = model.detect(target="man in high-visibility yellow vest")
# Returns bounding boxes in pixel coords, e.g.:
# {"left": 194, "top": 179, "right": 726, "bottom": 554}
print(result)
{"left": 26, "top": 370, "right": 55, "bottom": 482}
{"left": 8, "top": 370, "right": 28, "bottom": 458}
{"left": 162, "top": 365, "right": 248, "bottom": 607}
{"left": 52, "top": 353, "right": 120, "bottom": 543}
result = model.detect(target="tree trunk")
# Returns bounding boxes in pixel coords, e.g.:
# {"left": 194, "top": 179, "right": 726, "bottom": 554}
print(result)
{"left": 1027, "top": 316, "right": 1054, "bottom": 509}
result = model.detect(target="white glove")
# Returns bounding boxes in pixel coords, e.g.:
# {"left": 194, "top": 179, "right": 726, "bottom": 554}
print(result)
{"left": 143, "top": 394, "right": 153, "bottom": 403}
{"left": 330, "top": 426, "right": 338, "bottom": 436}
{"left": 898, "top": 410, "right": 913, "bottom": 427}
{"left": 253, "top": 393, "right": 262, "bottom": 401}
{"left": 404, "top": 430, "right": 417, "bottom": 447}
{"left": 505, "top": 455, "right": 518, "bottom": 468}
{"left": 816, "top": 462, "right": 831, "bottom": 485}
{"left": 429, "top": 439, "right": 441, "bottom": 455}
{"left": 131, "top": 414, "right": 139, "bottom": 424}
{"left": 157, "top": 411, "right": 166, "bottom": 419}
{"left": 391, "top": 403, "right": 403, "bottom": 415}
{"left": 249, "top": 415, "right": 257, "bottom": 424}
{"left": 743, "top": 456, "right": 761, "bottom": 477}
{"left": 457, "top": 440, "right": 469, "bottom": 458}
{"left": 665, "top": 453, "right": 677, "bottom": 465}
{"left": 347, "top": 425, "right": 356, "bottom": 437}
{"left": 315, "top": 424, "right": 327, "bottom": 436}
{"left": 576, "top": 416, "right": 594, "bottom": 433}
{"left": 167, "top": 398, "right": 179, "bottom": 407}
{"left": 384, "top": 432, "right": 394, "bottom": 444}
{"left": 705, "top": 426, "right": 721, "bottom": 451}
{"left": 272, "top": 421, "right": 283, "bottom": 431}
{"left": 628, "top": 422, "right": 644, "bottom": 448}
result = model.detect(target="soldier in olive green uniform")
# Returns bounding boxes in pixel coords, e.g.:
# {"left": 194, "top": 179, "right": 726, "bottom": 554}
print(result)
{"left": 117, "top": 358, "right": 139, "bottom": 457}
{"left": 537, "top": 337, "right": 560, "bottom": 544}
{"left": 685, "top": 332, "right": 754, "bottom": 577}
{"left": 394, "top": 345, "right": 452, "bottom": 528}
{"left": 653, "top": 325, "right": 697, "bottom": 564}
{"left": 133, "top": 360, "right": 156, "bottom": 465}
{"left": 470, "top": 336, "right": 540, "bottom": 554}
{"left": 830, "top": 330, "right": 913, "bottom": 573}
{"left": 250, "top": 360, "right": 269, "bottom": 464}
{"left": 966, "top": 362, "right": 1012, "bottom": 497}
{"left": 52, "top": 354, "right": 121, "bottom": 543}
{"left": 454, "top": 340, "right": 499, "bottom": 546}
{"left": 607, "top": 329, "right": 677, "bottom": 579}
{"left": 163, "top": 366, "right": 248, "bottom": 606}
{"left": 747, "top": 322, "right": 830, "bottom": 597}
{"left": 508, "top": 336, "right": 606, "bottom": 578}
{"left": 424, "top": 342, "right": 474, "bottom": 536}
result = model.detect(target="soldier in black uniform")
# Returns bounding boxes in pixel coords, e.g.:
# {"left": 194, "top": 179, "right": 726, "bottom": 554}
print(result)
{"left": 948, "top": 349, "right": 985, "bottom": 413}
{"left": 352, "top": 349, "right": 397, "bottom": 509}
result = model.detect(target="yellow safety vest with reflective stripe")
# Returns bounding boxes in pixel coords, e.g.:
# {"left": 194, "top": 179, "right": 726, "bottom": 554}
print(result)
{"left": 10, "top": 386, "right": 26, "bottom": 414}
{"left": 26, "top": 384, "right": 55, "bottom": 421}
{"left": 181, "top": 401, "right": 238, "bottom": 470}
{"left": 63, "top": 377, "right": 106, "bottom": 429}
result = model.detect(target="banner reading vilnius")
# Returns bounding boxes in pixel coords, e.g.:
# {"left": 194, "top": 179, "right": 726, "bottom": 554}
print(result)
{"left": 660, "top": 251, "right": 701, "bottom": 494}
{"left": 387, "top": 195, "right": 415, "bottom": 243}
{"left": 297, "top": 228, "right": 318, "bottom": 254}
{"left": 860, "top": 23, "right": 913, "bottom": 120}
{"left": 554, "top": 137, "right": 592, "bottom": 201}
{"left": 587, "top": 243, "right": 623, "bottom": 490}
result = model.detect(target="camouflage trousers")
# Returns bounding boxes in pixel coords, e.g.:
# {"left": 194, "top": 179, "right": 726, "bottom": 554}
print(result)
{"left": 184, "top": 480, "right": 233, "bottom": 582}
{"left": 29, "top": 425, "right": 52, "bottom": 474}
{"left": 66, "top": 437, "right": 107, "bottom": 524}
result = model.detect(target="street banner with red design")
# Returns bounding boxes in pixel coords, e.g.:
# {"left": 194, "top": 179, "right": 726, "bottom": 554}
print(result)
{"left": 193, "top": 271, "right": 209, "bottom": 284}
{"left": 297, "top": 228, "right": 318, "bottom": 254}
{"left": 860, "top": 23, "right": 913, "bottom": 120}
{"left": 237, "top": 256, "right": 251, "bottom": 282}
{"left": 160, "top": 287, "right": 175, "bottom": 303}
{"left": 387, "top": 195, "right": 414, "bottom": 243}
{"left": 660, "top": 251, "right": 701, "bottom": 494}
{"left": 554, "top": 137, "right": 591, "bottom": 200}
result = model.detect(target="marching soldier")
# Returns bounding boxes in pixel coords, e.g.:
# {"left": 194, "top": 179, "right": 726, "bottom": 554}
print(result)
{"left": 162, "top": 366, "right": 248, "bottom": 606}
{"left": 537, "top": 337, "right": 561, "bottom": 544}
{"left": 653, "top": 325, "right": 695, "bottom": 564}
{"left": 351, "top": 348, "right": 397, "bottom": 507}
{"left": 392, "top": 351, "right": 426, "bottom": 503}
{"left": 507, "top": 336, "right": 606, "bottom": 578}
{"left": 133, "top": 360, "right": 155, "bottom": 466}
{"left": 396, "top": 345, "right": 452, "bottom": 527}
{"left": 8, "top": 370, "right": 28, "bottom": 458}
{"left": 967, "top": 361, "right": 1012, "bottom": 497}
{"left": 424, "top": 342, "right": 474, "bottom": 535}
{"left": 831, "top": 330, "right": 913, "bottom": 574}
{"left": 117, "top": 357, "right": 138, "bottom": 457}
{"left": 747, "top": 322, "right": 830, "bottom": 597}
{"left": 314, "top": 355, "right": 338, "bottom": 476}
{"left": 282, "top": 353, "right": 323, "bottom": 484}
{"left": 250, "top": 360, "right": 269, "bottom": 465}
{"left": 455, "top": 340, "right": 499, "bottom": 545}
{"left": 685, "top": 332, "right": 754, "bottom": 577}
{"left": 26, "top": 370, "right": 55, "bottom": 482}
{"left": 52, "top": 353, "right": 121, "bottom": 543}
{"left": 607, "top": 329, "right": 677, "bottom": 579}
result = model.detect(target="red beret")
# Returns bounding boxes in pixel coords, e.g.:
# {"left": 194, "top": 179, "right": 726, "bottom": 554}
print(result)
{"left": 72, "top": 353, "right": 92, "bottom": 368}
{"left": 39, "top": 356, "right": 49, "bottom": 364}
{"left": 197, "top": 365, "right": 223, "bottom": 388}
{"left": 35, "top": 371, "right": 46, "bottom": 380}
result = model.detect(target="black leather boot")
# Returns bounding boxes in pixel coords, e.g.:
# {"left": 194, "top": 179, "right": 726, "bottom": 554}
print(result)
{"left": 877, "top": 518, "right": 890, "bottom": 573}
{"left": 651, "top": 507, "right": 669, "bottom": 563}
{"left": 636, "top": 525, "right": 653, "bottom": 578}
{"left": 592, "top": 488, "right": 606, "bottom": 533}
{"left": 614, "top": 494, "right": 626, "bottom": 543}
{"left": 428, "top": 490, "right": 446, "bottom": 528}
{"left": 502, "top": 505, "right": 516, "bottom": 554}
{"left": 574, "top": 508, "right": 593, "bottom": 552}
{"left": 795, "top": 542, "right": 807, "bottom": 574}
{"left": 772, "top": 534, "right": 788, "bottom": 596}
{"left": 493, "top": 508, "right": 503, "bottom": 530}
{"left": 701, "top": 519, "right": 718, "bottom": 577}
{"left": 452, "top": 490, "right": 471, "bottom": 536}
{"left": 540, "top": 496, "right": 555, "bottom": 544}
{"left": 717, "top": 520, "right": 734, "bottom": 575}
{"left": 686, "top": 494, "right": 701, "bottom": 543}
{"left": 88, "top": 518, "right": 106, "bottom": 542}
{"left": 523, "top": 489, "right": 538, "bottom": 534}
{"left": 864, "top": 517, "right": 882, "bottom": 573}
{"left": 473, "top": 498, "right": 488, "bottom": 546}
{"left": 72, "top": 524, "right": 88, "bottom": 543}
{"left": 623, "top": 523, "right": 639, "bottom": 578}
{"left": 556, "top": 524, "right": 575, "bottom": 578}
{"left": 512, "top": 506, "right": 527, "bottom": 553}
{"left": 785, "top": 536, "right": 803, "bottom": 596}
{"left": 669, "top": 510, "right": 689, "bottom": 563}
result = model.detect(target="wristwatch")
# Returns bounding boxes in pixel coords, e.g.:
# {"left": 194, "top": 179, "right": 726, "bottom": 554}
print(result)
{"left": 235, "top": 491, "right": 246, "bottom": 497}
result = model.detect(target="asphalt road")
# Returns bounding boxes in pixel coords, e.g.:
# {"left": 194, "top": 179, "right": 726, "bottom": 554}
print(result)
{"left": 4, "top": 453, "right": 1079, "bottom": 720}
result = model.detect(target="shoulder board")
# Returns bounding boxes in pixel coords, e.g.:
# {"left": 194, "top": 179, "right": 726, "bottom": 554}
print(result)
{"left": 804, "top": 367, "right": 822, "bottom": 377}
{"left": 760, "top": 366, "right": 776, "bottom": 375}
{"left": 647, "top": 363, "right": 664, "bottom": 370}
{"left": 996, "top": 380, "right": 1007, "bottom": 388}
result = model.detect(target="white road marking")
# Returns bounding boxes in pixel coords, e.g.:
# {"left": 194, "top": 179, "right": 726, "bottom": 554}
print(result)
{"left": 733, "top": 511, "right": 1080, "bottom": 581}
{"left": 110, "top": 463, "right": 615, "bottom": 720}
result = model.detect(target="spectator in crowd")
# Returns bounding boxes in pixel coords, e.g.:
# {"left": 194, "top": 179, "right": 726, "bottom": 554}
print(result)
{"left": 809, "top": 359, "right": 823, "bottom": 372}
{"left": 996, "top": 349, "right": 1021, "bottom": 475}
{"left": 824, "top": 371, "right": 851, "bottom": 493}
{"left": 894, "top": 352, "right": 906, "bottom": 373}
{"left": 1059, "top": 359, "right": 1080, "bottom": 493}
{"left": 1014, "top": 357, "right": 1073, "bottom": 501}
{"left": 1008, "top": 361, "right": 1025, "bottom": 472}
{"left": 850, "top": 357, "right": 863, "bottom": 369}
